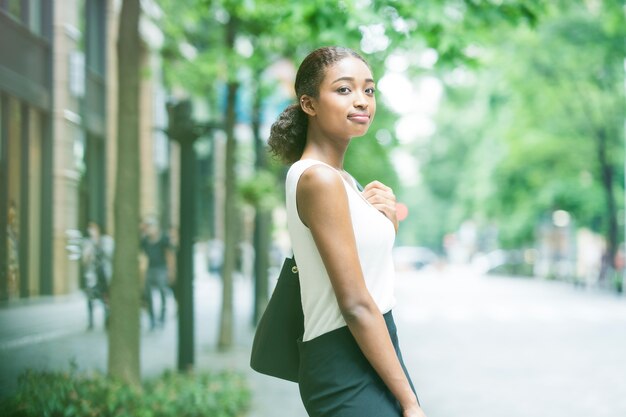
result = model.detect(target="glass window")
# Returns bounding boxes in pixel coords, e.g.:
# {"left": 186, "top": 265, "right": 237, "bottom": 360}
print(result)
{"left": 28, "top": 0, "right": 42, "bottom": 35}
{"left": 0, "top": 95, "right": 4, "bottom": 301}
{"left": 1, "top": 0, "right": 44, "bottom": 34}
{"left": 2, "top": 0, "right": 22, "bottom": 21}
{"left": 86, "top": 0, "right": 105, "bottom": 74}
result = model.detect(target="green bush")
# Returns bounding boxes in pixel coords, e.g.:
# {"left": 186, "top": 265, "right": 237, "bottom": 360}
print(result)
{"left": 487, "top": 262, "right": 534, "bottom": 278}
{"left": 1, "top": 367, "right": 250, "bottom": 417}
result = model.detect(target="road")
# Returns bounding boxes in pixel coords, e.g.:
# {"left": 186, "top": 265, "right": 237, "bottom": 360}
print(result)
{"left": 1, "top": 260, "right": 625, "bottom": 417}
{"left": 397, "top": 265, "right": 626, "bottom": 417}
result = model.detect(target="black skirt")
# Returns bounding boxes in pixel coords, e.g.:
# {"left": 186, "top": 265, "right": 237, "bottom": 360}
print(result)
{"left": 297, "top": 311, "right": 418, "bottom": 417}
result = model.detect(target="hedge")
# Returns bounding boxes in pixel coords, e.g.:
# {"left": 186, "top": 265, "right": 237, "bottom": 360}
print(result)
{"left": 1, "top": 367, "right": 250, "bottom": 417}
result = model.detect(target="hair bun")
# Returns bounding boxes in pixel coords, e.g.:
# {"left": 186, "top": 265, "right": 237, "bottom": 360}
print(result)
{"left": 268, "top": 103, "right": 307, "bottom": 164}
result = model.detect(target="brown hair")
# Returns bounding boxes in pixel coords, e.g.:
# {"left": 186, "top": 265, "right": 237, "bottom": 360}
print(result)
{"left": 268, "top": 46, "right": 369, "bottom": 164}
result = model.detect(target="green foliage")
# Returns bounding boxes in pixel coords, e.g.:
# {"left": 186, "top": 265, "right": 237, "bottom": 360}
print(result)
{"left": 157, "top": 0, "right": 546, "bottom": 129}
{"left": 418, "top": 0, "right": 624, "bottom": 250}
{"left": 239, "top": 168, "right": 281, "bottom": 209}
{"left": 345, "top": 130, "right": 400, "bottom": 190}
{"left": 396, "top": 185, "right": 450, "bottom": 250}
{"left": 490, "top": 1, "right": 624, "bottom": 247}
{"left": 487, "top": 261, "right": 534, "bottom": 278}
{"left": 1, "top": 367, "right": 250, "bottom": 417}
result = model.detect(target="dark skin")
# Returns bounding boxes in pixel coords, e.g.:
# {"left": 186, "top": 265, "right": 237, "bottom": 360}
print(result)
{"left": 297, "top": 56, "right": 425, "bottom": 417}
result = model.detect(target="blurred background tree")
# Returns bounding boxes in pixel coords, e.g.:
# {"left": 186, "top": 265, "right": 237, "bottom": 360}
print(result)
{"left": 109, "top": 0, "right": 142, "bottom": 385}
{"left": 417, "top": 0, "right": 624, "bottom": 280}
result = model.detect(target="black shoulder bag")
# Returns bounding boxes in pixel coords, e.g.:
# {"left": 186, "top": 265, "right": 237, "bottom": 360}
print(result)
{"left": 250, "top": 256, "right": 303, "bottom": 382}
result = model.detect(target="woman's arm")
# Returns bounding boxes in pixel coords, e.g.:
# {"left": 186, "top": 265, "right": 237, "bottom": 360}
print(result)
{"left": 297, "top": 165, "right": 424, "bottom": 416}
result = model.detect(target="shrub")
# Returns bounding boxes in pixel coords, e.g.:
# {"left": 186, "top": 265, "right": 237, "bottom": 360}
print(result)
{"left": 1, "top": 366, "right": 250, "bottom": 417}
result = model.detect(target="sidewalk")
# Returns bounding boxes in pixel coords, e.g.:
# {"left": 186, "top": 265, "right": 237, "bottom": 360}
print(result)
{"left": 0, "top": 251, "right": 306, "bottom": 417}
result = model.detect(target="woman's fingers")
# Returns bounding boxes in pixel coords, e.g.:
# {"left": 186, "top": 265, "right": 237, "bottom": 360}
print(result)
{"left": 362, "top": 181, "right": 398, "bottom": 232}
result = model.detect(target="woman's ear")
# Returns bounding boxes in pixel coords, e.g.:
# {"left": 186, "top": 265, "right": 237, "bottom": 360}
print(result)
{"left": 300, "top": 95, "right": 316, "bottom": 117}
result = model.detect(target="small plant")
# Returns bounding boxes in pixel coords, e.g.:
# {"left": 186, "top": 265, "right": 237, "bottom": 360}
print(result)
{"left": 1, "top": 366, "right": 250, "bottom": 417}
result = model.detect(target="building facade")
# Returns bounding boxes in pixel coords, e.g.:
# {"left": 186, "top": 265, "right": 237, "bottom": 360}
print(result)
{"left": 0, "top": 0, "right": 172, "bottom": 301}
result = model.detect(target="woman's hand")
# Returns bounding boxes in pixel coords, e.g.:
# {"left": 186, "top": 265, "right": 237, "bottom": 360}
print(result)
{"left": 362, "top": 181, "right": 398, "bottom": 232}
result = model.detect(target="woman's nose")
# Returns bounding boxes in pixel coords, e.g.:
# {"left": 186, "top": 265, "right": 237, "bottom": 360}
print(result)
{"left": 353, "top": 92, "right": 369, "bottom": 108}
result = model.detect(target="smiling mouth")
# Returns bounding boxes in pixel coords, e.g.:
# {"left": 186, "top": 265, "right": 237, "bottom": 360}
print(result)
{"left": 347, "top": 114, "right": 370, "bottom": 123}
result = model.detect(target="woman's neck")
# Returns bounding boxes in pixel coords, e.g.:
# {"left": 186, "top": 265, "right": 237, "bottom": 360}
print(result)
{"left": 301, "top": 135, "right": 349, "bottom": 171}
{"left": 300, "top": 150, "right": 345, "bottom": 171}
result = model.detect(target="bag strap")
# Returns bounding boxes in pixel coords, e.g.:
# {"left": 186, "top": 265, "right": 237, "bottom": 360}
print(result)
{"left": 290, "top": 255, "right": 298, "bottom": 273}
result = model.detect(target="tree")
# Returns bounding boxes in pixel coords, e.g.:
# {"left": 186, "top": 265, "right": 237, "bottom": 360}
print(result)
{"left": 419, "top": 0, "right": 624, "bottom": 272}
{"left": 493, "top": 1, "right": 624, "bottom": 276}
{"left": 108, "top": 0, "right": 142, "bottom": 384}
{"left": 217, "top": 13, "right": 240, "bottom": 350}
{"left": 250, "top": 66, "right": 273, "bottom": 324}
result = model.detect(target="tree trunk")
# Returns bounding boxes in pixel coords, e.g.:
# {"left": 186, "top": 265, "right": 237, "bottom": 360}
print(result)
{"left": 218, "top": 16, "right": 239, "bottom": 351}
{"left": 108, "top": 0, "right": 141, "bottom": 385}
{"left": 252, "top": 73, "right": 271, "bottom": 324}
{"left": 596, "top": 127, "right": 618, "bottom": 281}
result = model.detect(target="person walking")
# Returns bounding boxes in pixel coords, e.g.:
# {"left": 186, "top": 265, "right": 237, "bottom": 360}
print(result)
{"left": 268, "top": 46, "right": 427, "bottom": 417}
{"left": 141, "top": 219, "right": 173, "bottom": 330}
{"left": 81, "top": 222, "right": 113, "bottom": 330}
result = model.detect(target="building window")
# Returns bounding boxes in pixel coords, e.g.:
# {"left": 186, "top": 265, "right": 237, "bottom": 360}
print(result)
{"left": 0, "top": 95, "right": 5, "bottom": 301}
{"left": 0, "top": 95, "right": 43, "bottom": 298}
{"left": 1, "top": 0, "right": 22, "bottom": 20}
{"left": 1, "top": 0, "right": 44, "bottom": 35}
{"left": 86, "top": 0, "right": 106, "bottom": 75}
{"left": 28, "top": 0, "right": 42, "bottom": 35}
{"left": 0, "top": 95, "right": 23, "bottom": 300}
{"left": 7, "top": 96, "right": 22, "bottom": 299}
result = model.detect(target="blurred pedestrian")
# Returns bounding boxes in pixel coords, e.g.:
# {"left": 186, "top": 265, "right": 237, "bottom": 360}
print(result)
{"left": 207, "top": 238, "right": 223, "bottom": 276}
{"left": 267, "top": 46, "right": 426, "bottom": 417}
{"left": 81, "top": 221, "right": 113, "bottom": 330}
{"left": 141, "top": 219, "right": 173, "bottom": 330}
{"left": 167, "top": 225, "right": 179, "bottom": 303}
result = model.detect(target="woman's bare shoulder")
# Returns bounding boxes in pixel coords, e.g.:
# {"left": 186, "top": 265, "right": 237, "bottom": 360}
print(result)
{"left": 297, "top": 164, "right": 344, "bottom": 197}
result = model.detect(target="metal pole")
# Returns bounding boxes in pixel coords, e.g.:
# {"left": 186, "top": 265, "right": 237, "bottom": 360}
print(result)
{"left": 167, "top": 99, "right": 197, "bottom": 371}
{"left": 177, "top": 138, "right": 195, "bottom": 370}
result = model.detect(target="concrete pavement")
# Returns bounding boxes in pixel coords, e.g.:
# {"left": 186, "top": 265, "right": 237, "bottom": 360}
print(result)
{"left": 397, "top": 265, "right": 626, "bottom": 417}
{"left": 1, "top": 260, "right": 626, "bottom": 417}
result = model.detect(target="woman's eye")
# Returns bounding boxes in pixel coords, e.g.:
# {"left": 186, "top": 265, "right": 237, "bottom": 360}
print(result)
{"left": 337, "top": 86, "right": 351, "bottom": 94}
{"left": 365, "top": 87, "right": 376, "bottom": 95}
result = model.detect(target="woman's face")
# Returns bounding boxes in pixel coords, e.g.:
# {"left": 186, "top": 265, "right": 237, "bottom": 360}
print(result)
{"left": 308, "top": 56, "right": 376, "bottom": 141}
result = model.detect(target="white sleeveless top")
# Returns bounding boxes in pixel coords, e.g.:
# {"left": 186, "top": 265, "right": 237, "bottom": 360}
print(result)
{"left": 286, "top": 159, "right": 397, "bottom": 341}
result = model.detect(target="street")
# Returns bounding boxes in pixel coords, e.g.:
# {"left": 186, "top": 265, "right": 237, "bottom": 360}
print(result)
{"left": 1, "top": 260, "right": 626, "bottom": 417}
{"left": 395, "top": 266, "right": 626, "bottom": 417}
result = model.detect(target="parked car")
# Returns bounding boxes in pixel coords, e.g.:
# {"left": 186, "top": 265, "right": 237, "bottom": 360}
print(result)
{"left": 392, "top": 246, "right": 438, "bottom": 271}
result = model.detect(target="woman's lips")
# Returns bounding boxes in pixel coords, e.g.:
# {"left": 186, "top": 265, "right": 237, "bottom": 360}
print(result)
{"left": 347, "top": 114, "right": 370, "bottom": 123}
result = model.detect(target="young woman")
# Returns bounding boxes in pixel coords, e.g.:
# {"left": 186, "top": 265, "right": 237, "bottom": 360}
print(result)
{"left": 268, "top": 46, "right": 427, "bottom": 417}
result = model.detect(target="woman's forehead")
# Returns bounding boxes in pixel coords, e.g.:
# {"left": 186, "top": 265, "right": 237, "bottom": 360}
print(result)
{"left": 322, "top": 57, "right": 374, "bottom": 84}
